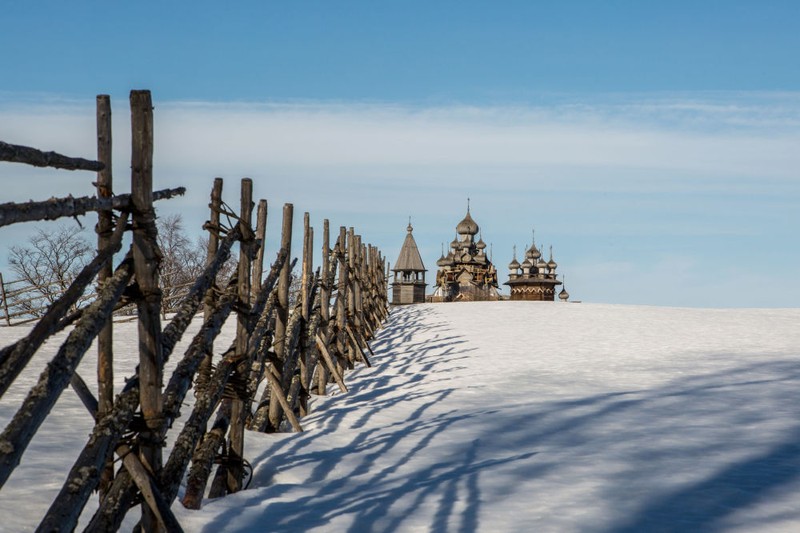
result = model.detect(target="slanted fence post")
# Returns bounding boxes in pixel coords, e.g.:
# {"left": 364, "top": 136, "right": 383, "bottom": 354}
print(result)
{"left": 130, "top": 89, "right": 164, "bottom": 532}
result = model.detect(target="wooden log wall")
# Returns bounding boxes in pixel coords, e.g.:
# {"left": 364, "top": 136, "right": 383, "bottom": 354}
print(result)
{"left": 0, "top": 89, "right": 390, "bottom": 531}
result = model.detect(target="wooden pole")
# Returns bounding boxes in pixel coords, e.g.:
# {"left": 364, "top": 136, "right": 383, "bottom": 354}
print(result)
{"left": 251, "top": 199, "right": 268, "bottom": 302}
{"left": 196, "top": 178, "right": 223, "bottom": 397}
{"left": 315, "top": 333, "right": 347, "bottom": 393}
{"left": 335, "top": 226, "right": 349, "bottom": 370}
{"left": 95, "top": 93, "right": 115, "bottom": 496}
{"left": 298, "top": 214, "right": 312, "bottom": 415}
{"left": 0, "top": 187, "right": 185, "bottom": 229}
{"left": 268, "top": 203, "right": 293, "bottom": 429}
{"left": 205, "top": 179, "right": 223, "bottom": 287}
{"left": 300, "top": 213, "right": 311, "bottom": 321}
{"left": 228, "top": 178, "right": 253, "bottom": 493}
{"left": 274, "top": 203, "right": 293, "bottom": 360}
{"left": 346, "top": 228, "right": 359, "bottom": 365}
{"left": 316, "top": 220, "right": 331, "bottom": 394}
{"left": 130, "top": 89, "right": 163, "bottom": 532}
{"left": 0, "top": 140, "right": 104, "bottom": 171}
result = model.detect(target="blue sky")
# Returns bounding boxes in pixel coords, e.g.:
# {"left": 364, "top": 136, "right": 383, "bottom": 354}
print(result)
{"left": 2, "top": 2, "right": 799, "bottom": 307}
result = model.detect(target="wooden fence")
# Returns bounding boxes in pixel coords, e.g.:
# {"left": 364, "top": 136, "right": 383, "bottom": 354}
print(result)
{"left": 0, "top": 90, "right": 388, "bottom": 531}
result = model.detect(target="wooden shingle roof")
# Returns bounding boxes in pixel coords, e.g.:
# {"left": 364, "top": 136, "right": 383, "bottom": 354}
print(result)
{"left": 393, "top": 223, "right": 426, "bottom": 272}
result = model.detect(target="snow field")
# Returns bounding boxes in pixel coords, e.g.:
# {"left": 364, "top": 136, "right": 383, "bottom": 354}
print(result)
{"left": 2, "top": 302, "right": 800, "bottom": 532}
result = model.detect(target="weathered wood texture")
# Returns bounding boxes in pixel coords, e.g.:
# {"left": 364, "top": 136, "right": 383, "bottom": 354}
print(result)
{"left": 0, "top": 186, "right": 185, "bottom": 228}
{"left": 181, "top": 402, "right": 231, "bottom": 509}
{"left": 46, "top": 221, "right": 247, "bottom": 530}
{"left": 0, "top": 139, "right": 104, "bottom": 171}
{"left": 196, "top": 177, "right": 224, "bottom": 397}
{"left": 130, "top": 89, "right": 163, "bottom": 532}
{"left": 267, "top": 203, "right": 294, "bottom": 429}
{"left": 228, "top": 178, "right": 254, "bottom": 493}
{"left": 0, "top": 254, "right": 133, "bottom": 488}
{"left": 95, "top": 93, "right": 115, "bottom": 497}
{"left": 86, "top": 248, "right": 287, "bottom": 526}
{"left": 251, "top": 199, "right": 267, "bottom": 302}
{"left": 38, "top": 380, "right": 140, "bottom": 532}
{"left": 273, "top": 203, "right": 294, "bottom": 360}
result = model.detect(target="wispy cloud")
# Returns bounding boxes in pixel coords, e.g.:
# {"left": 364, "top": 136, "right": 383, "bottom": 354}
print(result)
{"left": 1, "top": 93, "right": 798, "bottom": 306}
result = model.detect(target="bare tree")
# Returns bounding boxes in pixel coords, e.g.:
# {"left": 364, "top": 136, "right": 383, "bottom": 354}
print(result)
{"left": 288, "top": 266, "right": 303, "bottom": 308}
{"left": 158, "top": 214, "right": 205, "bottom": 312}
{"left": 7, "top": 224, "right": 93, "bottom": 317}
{"left": 157, "top": 214, "right": 236, "bottom": 312}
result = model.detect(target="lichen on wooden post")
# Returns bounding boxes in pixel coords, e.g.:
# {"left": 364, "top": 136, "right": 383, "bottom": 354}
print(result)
{"left": 228, "top": 177, "right": 253, "bottom": 493}
{"left": 130, "top": 89, "right": 164, "bottom": 532}
{"left": 95, "top": 93, "right": 115, "bottom": 497}
{"left": 268, "top": 203, "right": 293, "bottom": 430}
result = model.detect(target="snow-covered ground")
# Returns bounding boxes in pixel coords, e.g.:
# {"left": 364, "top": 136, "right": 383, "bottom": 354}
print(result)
{"left": 2, "top": 302, "right": 800, "bottom": 532}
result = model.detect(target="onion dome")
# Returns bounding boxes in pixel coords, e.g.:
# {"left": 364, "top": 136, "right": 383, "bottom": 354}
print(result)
{"left": 450, "top": 235, "right": 460, "bottom": 249}
{"left": 536, "top": 258, "right": 548, "bottom": 271}
{"left": 520, "top": 258, "right": 533, "bottom": 271}
{"left": 476, "top": 237, "right": 487, "bottom": 250}
{"left": 508, "top": 245, "right": 520, "bottom": 270}
{"left": 547, "top": 246, "right": 558, "bottom": 270}
{"left": 559, "top": 275, "right": 569, "bottom": 301}
{"left": 436, "top": 243, "right": 447, "bottom": 267}
{"left": 456, "top": 208, "right": 479, "bottom": 236}
{"left": 527, "top": 243, "right": 541, "bottom": 261}
{"left": 438, "top": 254, "right": 455, "bottom": 267}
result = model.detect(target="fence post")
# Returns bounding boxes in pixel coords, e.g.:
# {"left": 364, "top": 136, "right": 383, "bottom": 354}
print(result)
{"left": 300, "top": 213, "right": 311, "bottom": 321}
{"left": 251, "top": 199, "right": 268, "bottom": 302}
{"left": 336, "top": 226, "right": 349, "bottom": 370}
{"left": 130, "top": 89, "right": 164, "bottom": 532}
{"left": 96, "top": 93, "right": 115, "bottom": 496}
{"left": 317, "top": 220, "right": 331, "bottom": 394}
{"left": 268, "top": 203, "right": 293, "bottom": 429}
{"left": 228, "top": 178, "right": 253, "bottom": 493}
{"left": 196, "top": 177, "right": 224, "bottom": 397}
{"left": 299, "top": 214, "right": 313, "bottom": 416}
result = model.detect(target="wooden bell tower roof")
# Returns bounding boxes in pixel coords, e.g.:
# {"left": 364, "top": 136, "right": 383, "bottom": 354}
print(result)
{"left": 393, "top": 222, "right": 426, "bottom": 273}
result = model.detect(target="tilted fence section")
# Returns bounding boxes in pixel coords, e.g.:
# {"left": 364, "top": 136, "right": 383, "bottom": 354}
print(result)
{"left": 0, "top": 90, "right": 388, "bottom": 532}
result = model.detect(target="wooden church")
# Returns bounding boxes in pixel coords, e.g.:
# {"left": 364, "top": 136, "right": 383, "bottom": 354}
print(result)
{"left": 504, "top": 234, "right": 569, "bottom": 301}
{"left": 391, "top": 221, "right": 427, "bottom": 304}
{"left": 431, "top": 205, "right": 500, "bottom": 302}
